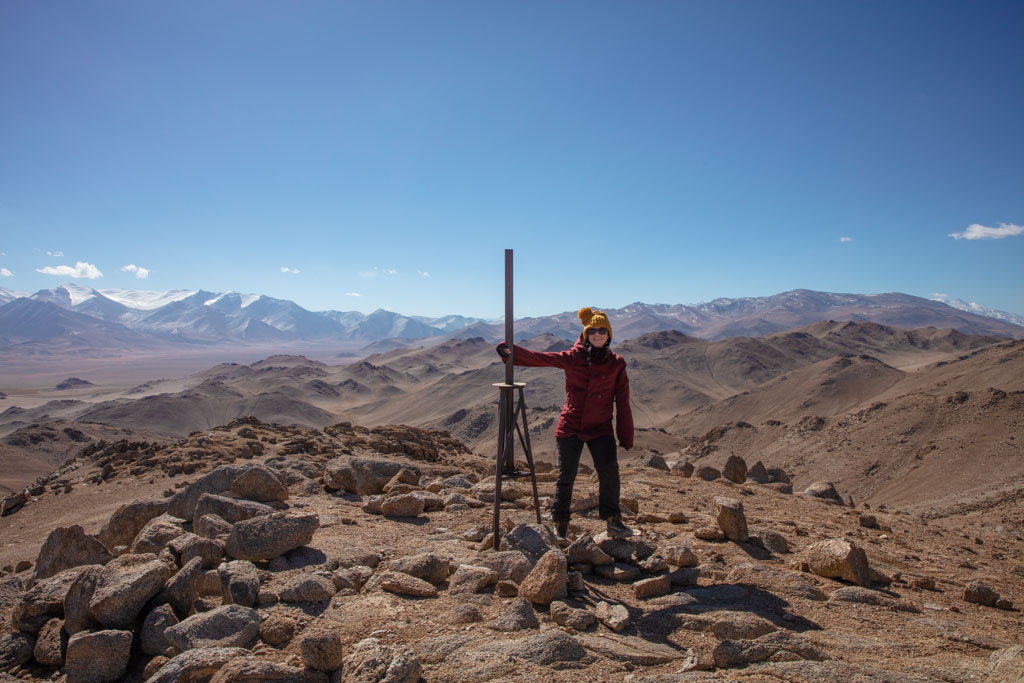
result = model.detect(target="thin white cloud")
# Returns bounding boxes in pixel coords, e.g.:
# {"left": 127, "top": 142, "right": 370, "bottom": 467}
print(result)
{"left": 0, "top": 268, "right": 12, "bottom": 277}
{"left": 47, "top": 250, "right": 64, "bottom": 257}
{"left": 949, "top": 222, "right": 1024, "bottom": 240}
{"left": 344, "top": 292, "right": 361, "bottom": 297}
{"left": 121, "top": 264, "right": 150, "bottom": 279}
{"left": 280, "top": 267, "right": 300, "bottom": 275}
{"left": 931, "top": 292, "right": 948, "bottom": 301}
{"left": 418, "top": 270, "right": 431, "bottom": 277}
{"left": 839, "top": 237, "right": 852, "bottom": 243}
{"left": 36, "top": 261, "right": 103, "bottom": 279}
{"left": 359, "top": 266, "right": 396, "bottom": 278}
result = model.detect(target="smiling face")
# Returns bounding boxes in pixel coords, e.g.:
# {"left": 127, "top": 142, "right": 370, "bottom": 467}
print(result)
{"left": 587, "top": 327, "right": 609, "bottom": 348}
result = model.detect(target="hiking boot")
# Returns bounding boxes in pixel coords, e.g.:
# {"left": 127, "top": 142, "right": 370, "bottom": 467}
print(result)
{"left": 555, "top": 520, "right": 569, "bottom": 546}
{"left": 606, "top": 515, "right": 633, "bottom": 539}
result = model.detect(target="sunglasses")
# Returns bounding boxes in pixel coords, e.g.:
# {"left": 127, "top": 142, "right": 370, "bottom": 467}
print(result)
{"left": 587, "top": 327, "right": 609, "bottom": 336}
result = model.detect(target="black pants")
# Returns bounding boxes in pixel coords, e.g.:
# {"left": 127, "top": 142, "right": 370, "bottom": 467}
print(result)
{"left": 551, "top": 434, "right": 620, "bottom": 522}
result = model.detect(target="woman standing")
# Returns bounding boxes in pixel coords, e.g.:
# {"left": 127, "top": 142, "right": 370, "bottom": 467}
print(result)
{"left": 497, "top": 307, "right": 634, "bottom": 541}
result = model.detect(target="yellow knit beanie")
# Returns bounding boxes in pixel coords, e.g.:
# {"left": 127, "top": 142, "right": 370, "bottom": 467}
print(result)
{"left": 578, "top": 307, "right": 612, "bottom": 343}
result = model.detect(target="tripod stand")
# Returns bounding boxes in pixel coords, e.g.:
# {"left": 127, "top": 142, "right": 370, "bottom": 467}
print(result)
{"left": 491, "top": 250, "right": 542, "bottom": 549}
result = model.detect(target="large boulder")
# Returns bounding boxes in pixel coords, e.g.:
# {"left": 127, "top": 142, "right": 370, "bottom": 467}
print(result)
{"left": 64, "top": 629, "right": 132, "bottom": 683}
{"left": 231, "top": 465, "right": 289, "bottom": 503}
{"left": 170, "top": 533, "right": 225, "bottom": 569}
{"left": 89, "top": 553, "right": 172, "bottom": 629}
{"left": 63, "top": 566, "right": 104, "bottom": 636}
{"left": 33, "top": 617, "right": 66, "bottom": 666}
{"left": 208, "top": 657, "right": 328, "bottom": 682}
{"left": 97, "top": 498, "right": 169, "bottom": 550}
{"left": 380, "top": 494, "right": 425, "bottom": 518}
{"left": 714, "top": 497, "right": 750, "bottom": 542}
{"left": 324, "top": 457, "right": 418, "bottom": 496}
{"left": 363, "top": 571, "right": 438, "bottom": 598}
{"left": 193, "top": 493, "right": 275, "bottom": 526}
{"left": 566, "top": 533, "right": 614, "bottom": 566}
{"left": 13, "top": 566, "right": 93, "bottom": 633}
{"left": 0, "top": 631, "right": 34, "bottom": 670}
{"left": 722, "top": 455, "right": 748, "bottom": 484}
{"left": 472, "top": 550, "right": 533, "bottom": 584}
{"left": 130, "top": 514, "right": 185, "bottom": 555}
{"left": 140, "top": 604, "right": 178, "bottom": 656}
{"left": 518, "top": 550, "right": 567, "bottom": 606}
{"left": 224, "top": 512, "right": 320, "bottom": 561}
{"left": 168, "top": 465, "right": 250, "bottom": 520}
{"left": 299, "top": 629, "right": 345, "bottom": 673}
{"left": 164, "top": 604, "right": 261, "bottom": 651}
{"left": 448, "top": 565, "right": 499, "bottom": 594}
{"left": 32, "top": 525, "right": 113, "bottom": 582}
{"left": 803, "top": 538, "right": 871, "bottom": 587}
{"left": 157, "top": 556, "right": 203, "bottom": 619}
{"left": 279, "top": 573, "right": 336, "bottom": 603}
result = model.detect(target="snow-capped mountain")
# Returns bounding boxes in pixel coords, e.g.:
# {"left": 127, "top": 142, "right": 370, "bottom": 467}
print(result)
{"left": 0, "top": 284, "right": 1021, "bottom": 353}
{"left": 0, "top": 287, "right": 29, "bottom": 305}
{"left": 931, "top": 295, "right": 1024, "bottom": 327}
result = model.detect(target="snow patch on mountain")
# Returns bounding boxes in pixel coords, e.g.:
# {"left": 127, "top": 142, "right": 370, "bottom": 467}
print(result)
{"left": 931, "top": 294, "right": 1024, "bottom": 326}
{"left": 99, "top": 288, "right": 198, "bottom": 310}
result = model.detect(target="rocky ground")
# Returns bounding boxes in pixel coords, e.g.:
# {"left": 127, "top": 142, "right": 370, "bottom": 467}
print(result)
{"left": 0, "top": 418, "right": 1022, "bottom": 682}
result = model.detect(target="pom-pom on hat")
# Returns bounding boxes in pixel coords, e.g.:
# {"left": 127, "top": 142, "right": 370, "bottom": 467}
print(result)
{"left": 578, "top": 307, "right": 612, "bottom": 343}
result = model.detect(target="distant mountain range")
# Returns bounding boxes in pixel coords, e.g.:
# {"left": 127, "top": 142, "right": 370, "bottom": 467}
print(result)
{"left": 0, "top": 284, "right": 1022, "bottom": 353}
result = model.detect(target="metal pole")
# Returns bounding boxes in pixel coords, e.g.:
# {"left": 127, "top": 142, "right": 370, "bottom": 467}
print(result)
{"left": 502, "top": 249, "right": 515, "bottom": 471}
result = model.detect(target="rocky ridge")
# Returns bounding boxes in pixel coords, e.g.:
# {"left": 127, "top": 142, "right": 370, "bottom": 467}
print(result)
{"left": 0, "top": 420, "right": 1021, "bottom": 681}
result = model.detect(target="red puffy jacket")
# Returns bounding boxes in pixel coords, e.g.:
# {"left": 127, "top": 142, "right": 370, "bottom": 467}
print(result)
{"left": 504, "top": 339, "right": 634, "bottom": 449}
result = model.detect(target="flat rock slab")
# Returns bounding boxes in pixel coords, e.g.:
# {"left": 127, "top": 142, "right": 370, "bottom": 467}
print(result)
{"left": 577, "top": 632, "right": 688, "bottom": 665}
{"left": 225, "top": 512, "right": 319, "bottom": 562}
{"left": 147, "top": 647, "right": 250, "bottom": 683}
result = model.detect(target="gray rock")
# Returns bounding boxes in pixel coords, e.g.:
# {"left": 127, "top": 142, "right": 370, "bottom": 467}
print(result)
{"left": 487, "top": 629, "right": 587, "bottom": 665}
{"left": 714, "top": 497, "right": 749, "bottom": 542}
{"left": 130, "top": 514, "right": 185, "bottom": 555}
{"left": 13, "top": 565, "right": 91, "bottom": 633}
{"left": 332, "top": 566, "right": 371, "bottom": 593}
{"left": 32, "top": 525, "right": 113, "bottom": 582}
{"left": 803, "top": 538, "right": 871, "bottom": 587}
{"left": 964, "top": 580, "right": 1000, "bottom": 607}
{"left": 443, "top": 474, "right": 475, "bottom": 489}
{"left": 63, "top": 565, "right": 104, "bottom": 636}
{"left": 662, "top": 541, "right": 698, "bottom": 567}
{"left": 168, "top": 464, "right": 250, "bottom": 519}
{"left": 65, "top": 629, "right": 132, "bottom": 683}
{"left": 801, "top": 481, "right": 844, "bottom": 505}
{"left": 487, "top": 596, "right": 539, "bottom": 631}
{"left": 174, "top": 534, "right": 225, "bottom": 569}
{"left": 193, "top": 492, "right": 275, "bottom": 527}
{"left": 383, "top": 552, "right": 450, "bottom": 585}
{"left": 518, "top": 549, "right": 567, "bottom": 605}
{"left": 829, "top": 586, "right": 896, "bottom": 607}
{"left": 364, "top": 570, "right": 438, "bottom": 598}
{"left": 748, "top": 526, "right": 789, "bottom": 554}
{"left": 380, "top": 493, "right": 425, "bottom": 517}
{"left": 342, "top": 636, "right": 422, "bottom": 683}
{"left": 451, "top": 603, "right": 483, "bottom": 623}
{"left": 448, "top": 565, "right": 499, "bottom": 594}
{"left": 164, "top": 603, "right": 260, "bottom": 650}
{"left": 550, "top": 600, "right": 596, "bottom": 630}
{"left": 324, "top": 457, "right": 418, "bottom": 496}
{"left": 595, "top": 601, "right": 630, "bottom": 632}
{"left": 633, "top": 574, "right": 672, "bottom": 599}
{"left": 594, "top": 562, "right": 643, "bottom": 582}
{"left": 140, "top": 603, "right": 178, "bottom": 656}
{"left": 670, "top": 460, "right": 695, "bottom": 477}
{"left": 722, "top": 455, "right": 747, "bottom": 484}
{"left": 195, "top": 513, "right": 233, "bottom": 541}
{"left": 411, "top": 490, "right": 445, "bottom": 512}
{"left": 639, "top": 453, "right": 670, "bottom": 471}
{"left": 147, "top": 646, "right": 250, "bottom": 683}
{"left": 157, "top": 556, "right": 203, "bottom": 619}
{"left": 225, "top": 512, "right": 319, "bottom": 561}
{"left": 231, "top": 465, "right": 289, "bottom": 503}
{"left": 89, "top": 553, "right": 172, "bottom": 628}
{"left": 745, "top": 461, "right": 772, "bottom": 484}
{"left": 0, "top": 631, "right": 34, "bottom": 670}
{"left": 97, "top": 498, "right": 169, "bottom": 550}
{"left": 473, "top": 550, "right": 533, "bottom": 584}
{"left": 33, "top": 617, "right": 65, "bottom": 666}
{"left": 498, "top": 523, "right": 557, "bottom": 562}
{"left": 279, "top": 573, "right": 336, "bottom": 602}
{"left": 566, "top": 533, "right": 614, "bottom": 566}
{"left": 694, "top": 465, "right": 721, "bottom": 481}
{"left": 594, "top": 533, "right": 636, "bottom": 562}
{"left": 219, "top": 560, "right": 261, "bottom": 607}
{"left": 299, "top": 629, "right": 344, "bottom": 672}
{"left": 259, "top": 613, "right": 296, "bottom": 647}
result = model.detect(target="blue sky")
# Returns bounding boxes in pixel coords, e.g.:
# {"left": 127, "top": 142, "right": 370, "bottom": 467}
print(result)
{"left": 1, "top": 1, "right": 1022, "bottom": 319}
